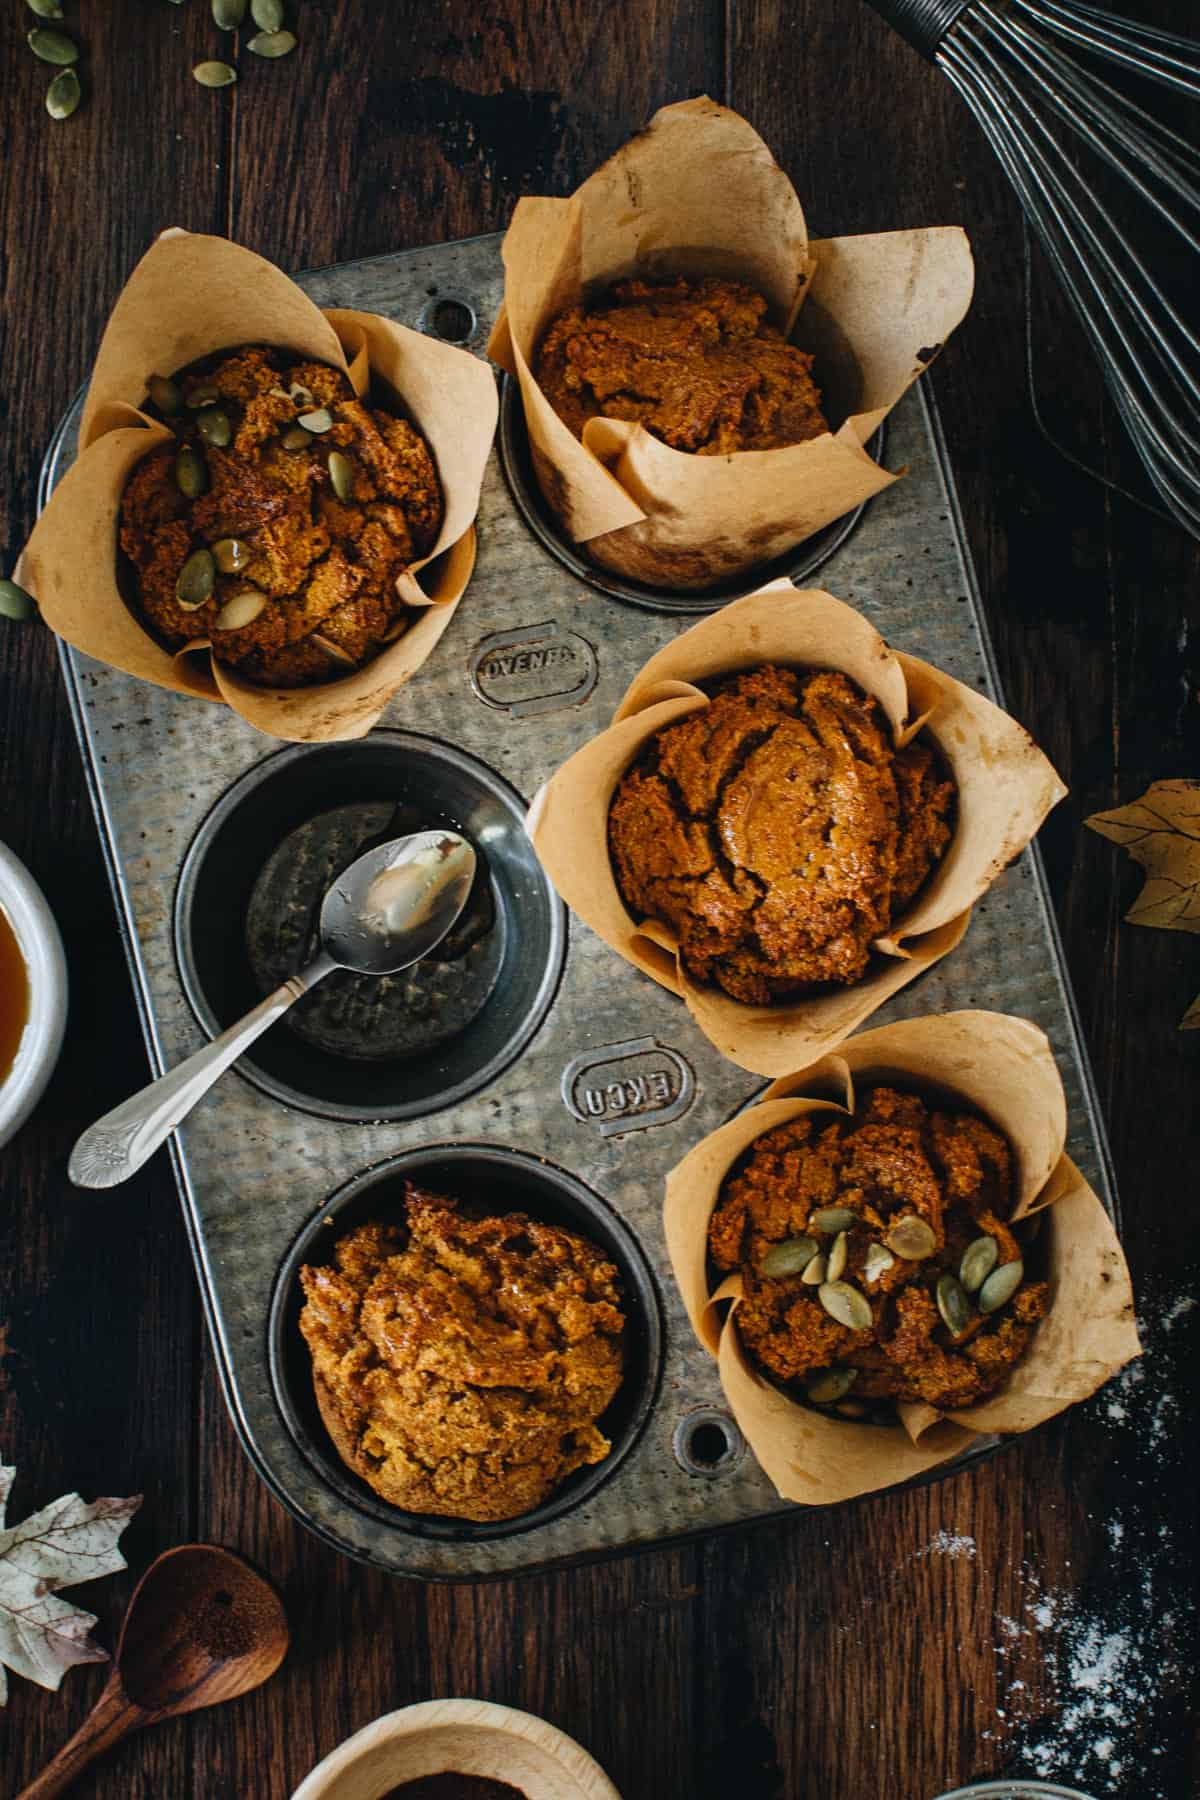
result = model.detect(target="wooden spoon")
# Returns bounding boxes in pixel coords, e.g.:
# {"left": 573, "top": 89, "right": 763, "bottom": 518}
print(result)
{"left": 16, "top": 1544, "right": 289, "bottom": 1799}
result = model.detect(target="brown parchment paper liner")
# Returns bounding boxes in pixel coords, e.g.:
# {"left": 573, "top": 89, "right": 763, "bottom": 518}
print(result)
{"left": 19, "top": 230, "right": 498, "bottom": 743}
{"left": 526, "top": 583, "right": 1066, "bottom": 1076}
{"left": 664, "top": 1011, "right": 1141, "bottom": 1505}
{"left": 487, "top": 97, "right": 975, "bottom": 589}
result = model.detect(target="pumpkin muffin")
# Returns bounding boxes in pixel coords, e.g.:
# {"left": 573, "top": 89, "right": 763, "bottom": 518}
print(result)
{"left": 298, "top": 1185, "right": 626, "bottom": 1522}
{"left": 535, "top": 277, "right": 828, "bottom": 455}
{"left": 708, "top": 1085, "right": 1049, "bottom": 1415}
{"left": 607, "top": 664, "right": 955, "bottom": 1004}
{"left": 118, "top": 345, "right": 442, "bottom": 687}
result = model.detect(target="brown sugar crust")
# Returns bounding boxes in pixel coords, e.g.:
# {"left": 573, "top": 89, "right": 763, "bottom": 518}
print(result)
{"left": 118, "top": 346, "right": 443, "bottom": 687}
{"left": 298, "top": 1186, "right": 626, "bottom": 1522}
{"left": 708, "top": 1086, "right": 1049, "bottom": 1412}
{"left": 535, "top": 277, "right": 829, "bottom": 455}
{"left": 608, "top": 665, "right": 956, "bottom": 1004}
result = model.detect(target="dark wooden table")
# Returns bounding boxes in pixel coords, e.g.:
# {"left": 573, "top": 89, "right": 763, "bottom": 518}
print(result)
{"left": 1, "top": 4, "right": 1197, "bottom": 1797}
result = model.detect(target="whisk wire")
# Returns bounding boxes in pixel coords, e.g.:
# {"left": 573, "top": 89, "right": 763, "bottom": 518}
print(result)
{"left": 1016, "top": 0, "right": 1200, "bottom": 98}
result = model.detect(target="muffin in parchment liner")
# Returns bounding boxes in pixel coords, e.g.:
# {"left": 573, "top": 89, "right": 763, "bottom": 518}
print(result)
{"left": 19, "top": 230, "right": 498, "bottom": 743}
{"left": 526, "top": 582, "right": 1066, "bottom": 1076}
{"left": 487, "top": 96, "right": 974, "bottom": 591}
{"left": 664, "top": 1011, "right": 1140, "bottom": 1505}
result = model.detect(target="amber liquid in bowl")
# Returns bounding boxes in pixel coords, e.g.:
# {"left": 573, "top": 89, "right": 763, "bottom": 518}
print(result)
{"left": 0, "top": 906, "right": 29, "bottom": 1086}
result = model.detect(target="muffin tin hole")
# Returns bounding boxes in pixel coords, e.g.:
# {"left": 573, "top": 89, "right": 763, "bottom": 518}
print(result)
{"left": 673, "top": 1408, "right": 744, "bottom": 1478}
{"left": 174, "top": 731, "right": 564, "bottom": 1122}
{"left": 418, "top": 293, "right": 478, "bottom": 344}
{"left": 497, "top": 374, "right": 885, "bottom": 617}
{"left": 268, "top": 1143, "right": 665, "bottom": 1542}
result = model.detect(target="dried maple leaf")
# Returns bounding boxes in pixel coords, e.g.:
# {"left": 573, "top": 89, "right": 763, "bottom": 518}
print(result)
{"left": 0, "top": 1464, "right": 140, "bottom": 1704}
{"left": 1086, "top": 778, "right": 1200, "bottom": 1028}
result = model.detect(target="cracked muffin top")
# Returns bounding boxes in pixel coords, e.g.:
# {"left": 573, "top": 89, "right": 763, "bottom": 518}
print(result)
{"left": 298, "top": 1184, "right": 626, "bottom": 1523}
{"left": 708, "top": 1085, "right": 1049, "bottom": 1415}
{"left": 608, "top": 664, "right": 956, "bottom": 1004}
{"left": 535, "top": 277, "right": 828, "bottom": 455}
{"left": 119, "top": 345, "right": 442, "bottom": 688}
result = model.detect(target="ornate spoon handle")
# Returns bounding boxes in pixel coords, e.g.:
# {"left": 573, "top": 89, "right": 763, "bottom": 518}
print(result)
{"left": 68, "top": 951, "right": 337, "bottom": 1189}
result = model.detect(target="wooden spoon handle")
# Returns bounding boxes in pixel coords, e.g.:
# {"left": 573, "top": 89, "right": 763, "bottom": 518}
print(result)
{"left": 14, "top": 1676, "right": 145, "bottom": 1800}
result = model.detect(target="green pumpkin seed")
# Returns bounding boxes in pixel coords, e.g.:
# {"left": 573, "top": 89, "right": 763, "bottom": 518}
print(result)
{"left": 960, "top": 1234, "right": 999, "bottom": 1295}
{"left": 885, "top": 1214, "right": 937, "bottom": 1260}
{"left": 45, "top": 66, "right": 80, "bottom": 119}
{"left": 863, "top": 1243, "right": 895, "bottom": 1284}
{"left": 247, "top": 27, "right": 296, "bottom": 55}
{"left": 27, "top": 0, "right": 65, "bottom": 19}
{"left": 805, "top": 1367, "right": 857, "bottom": 1405}
{"left": 818, "top": 1281, "right": 873, "bottom": 1332}
{"left": 979, "top": 1259, "right": 1024, "bottom": 1315}
{"left": 250, "top": 0, "right": 284, "bottom": 28}
{"left": 196, "top": 406, "right": 232, "bottom": 448}
{"left": 327, "top": 450, "right": 356, "bottom": 501}
{"left": 759, "top": 1236, "right": 818, "bottom": 1279}
{"left": 0, "top": 578, "right": 36, "bottom": 622}
{"left": 215, "top": 589, "right": 266, "bottom": 631}
{"left": 185, "top": 384, "right": 221, "bottom": 409}
{"left": 174, "top": 444, "right": 208, "bottom": 499}
{"left": 175, "top": 549, "right": 215, "bottom": 610}
{"left": 826, "top": 1229, "right": 849, "bottom": 1283}
{"left": 936, "top": 1274, "right": 972, "bottom": 1336}
{"left": 28, "top": 26, "right": 77, "bottom": 63}
{"left": 296, "top": 407, "right": 332, "bottom": 434}
{"left": 800, "top": 1253, "right": 827, "bottom": 1287}
{"left": 280, "top": 425, "right": 311, "bottom": 451}
{"left": 148, "top": 375, "right": 183, "bottom": 416}
{"left": 193, "top": 60, "right": 238, "bottom": 87}
{"left": 310, "top": 633, "right": 357, "bottom": 668}
{"left": 811, "top": 1206, "right": 857, "bottom": 1235}
{"left": 212, "top": 538, "right": 251, "bottom": 575}
{"left": 212, "top": 0, "right": 247, "bottom": 27}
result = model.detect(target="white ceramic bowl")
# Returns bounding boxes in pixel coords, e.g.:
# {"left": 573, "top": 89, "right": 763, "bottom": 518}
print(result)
{"left": 0, "top": 841, "right": 67, "bottom": 1149}
{"left": 291, "top": 1698, "right": 622, "bottom": 1800}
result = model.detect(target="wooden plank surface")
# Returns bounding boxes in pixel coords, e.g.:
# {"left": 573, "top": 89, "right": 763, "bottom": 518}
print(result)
{"left": 0, "top": 2, "right": 1197, "bottom": 1796}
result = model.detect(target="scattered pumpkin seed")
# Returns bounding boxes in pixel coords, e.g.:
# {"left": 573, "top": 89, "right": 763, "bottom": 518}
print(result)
{"left": 800, "top": 1253, "right": 827, "bottom": 1287}
{"left": 250, "top": 0, "right": 284, "bottom": 28}
{"left": 175, "top": 549, "right": 215, "bottom": 610}
{"left": 960, "top": 1234, "right": 999, "bottom": 1295}
{"left": 805, "top": 1367, "right": 857, "bottom": 1405}
{"left": 174, "top": 444, "right": 208, "bottom": 499}
{"left": 280, "top": 425, "right": 311, "bottom": 451}
{"left": 212, "top": 0, "right": 247, "bottom": 27}
{"left": 212, "top": 538, "right": 251, "bottom": 575}
{"left": 811, "top": 1206, "right": 857, "bottom": 1235}
{"left": 826, "top": 1229, "right": 849, "bottom": 1283}
{"left": 148, "top": 375, "right": 183, "bottom": 415}
{"left": 193, "top": 60, "right": 238, "bottom": 87}
{"left": 759, "top": 1236, "right": 818, "bottom": 1279}
{"left": 268, "top": 385, "right": 292, "bottom": 400}
{"left": 863, "top": 1242, "right": 895, "bottom": 1284}
{"left": 885, "top": 1214, "right": 937, "bottom": 1260}
{"left": 0, "top": 578, "right": 36, "bottom": 622}
{"left": 979, "top": 1259, "right": 1024, "bottom": 1315}
{"left": 310, "top": 634, "right": 357, "bottom": 667}
{"left": 296, "top": 407, "right": 332, "bottom": 434}
{"left": 27, "top": 0, "right": 66, "bottom": 18}
{"left": 45, "top": 66, "right": 81, "bottom": 119}
{"left": 327, "top": 451, "right": 355, "bottom": 501}
{"left": 196, "top": 406, "right": 233, "bottom": 448}
{"left": 215, "top": 589, "right": 267, "bottom": 631}
{"left": 818, "top": 1281, "right": 873, "bottom": 1332}
{"left": 185, "top": 384, "right": 221, "bottom": 409}
{"left": 28, "top": 26, "right": 77, "bottom": 63}
{"left": 288, "top": 381, "right": 314, "bottom": 407}
{"left": 936, "top": 1273, "right": 972, "bottom": 1336}
{"left": 247, "top": 26, "right": 296, "bottom": 56}
{"left": 835, "top": 1400, "right": 870, "bottom": 1419}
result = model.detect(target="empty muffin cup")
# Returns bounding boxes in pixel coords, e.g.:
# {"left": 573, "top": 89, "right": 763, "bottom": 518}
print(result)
{"left": 497, "top": 375, "right": 883, "bottom": 617}
{"left": 268, "top": 1143, "right": 664, "bottom": 1541}
{"left": 174, "top": 731, "right": 565, "bottom": 1121}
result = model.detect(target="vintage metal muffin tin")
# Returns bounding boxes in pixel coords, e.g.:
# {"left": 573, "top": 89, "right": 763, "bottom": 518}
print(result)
{"left": 42, "top": 234, "right": 1116, "bottom": 1579}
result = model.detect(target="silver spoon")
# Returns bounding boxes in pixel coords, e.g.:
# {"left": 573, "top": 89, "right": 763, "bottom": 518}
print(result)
{"left": 69, "top": 830, "right": 476, "bottom": 1190}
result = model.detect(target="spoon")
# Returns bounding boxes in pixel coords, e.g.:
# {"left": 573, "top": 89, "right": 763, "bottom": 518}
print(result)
{"left": 15, "top": 1544, "right": 288, "bottom": 1800}
{"left": 69, "top": 829, "right": 477, "bottom": 1189}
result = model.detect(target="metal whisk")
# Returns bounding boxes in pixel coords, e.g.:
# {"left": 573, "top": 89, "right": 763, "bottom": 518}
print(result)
{"left": 865, "top": 0, "right": 1200, "bottom": 538}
